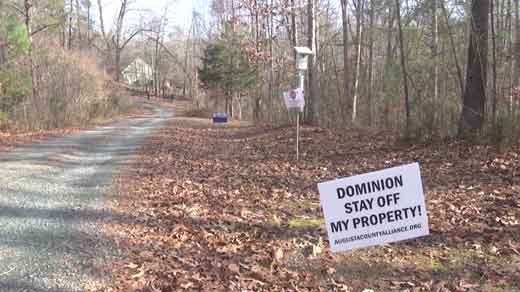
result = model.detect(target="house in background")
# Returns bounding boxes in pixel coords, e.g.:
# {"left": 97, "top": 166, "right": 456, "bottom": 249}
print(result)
{"left": 122, "top": 58, "right": 153, "bottom": 86}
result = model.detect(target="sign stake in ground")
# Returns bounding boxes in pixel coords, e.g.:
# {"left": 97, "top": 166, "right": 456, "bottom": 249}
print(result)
{"left": 296, "top": 108, "right": 300, "bottom": 161}
{"left": 318, "top": 163, "right": 429, "bottom": 252}
{"left": 282, "top": 47, "right": 314, "bottom": 161}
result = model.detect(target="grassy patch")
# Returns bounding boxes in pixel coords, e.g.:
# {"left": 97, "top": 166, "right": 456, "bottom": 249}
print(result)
{"left": 414, "top": 252, "right": 451, "bottom": 273}
{"left": 413, "top": 247, "right": 479, "bottom": 272}
{"left": 288, "top": 217, "right": 324, "bottom": 228}
{"left": 479, "top": 280, "right": 520, "bottom": 292}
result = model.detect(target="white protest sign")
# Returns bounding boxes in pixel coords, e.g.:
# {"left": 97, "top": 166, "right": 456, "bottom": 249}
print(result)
{"left": 318, "top": 163, "right": 429, "bottom": 252}
{"left": 283, "top": 88, "right": 305, "bottom": 111}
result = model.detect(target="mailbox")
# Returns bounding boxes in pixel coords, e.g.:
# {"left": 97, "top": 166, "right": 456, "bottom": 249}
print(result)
{"left": 212, "top": 112, "right": 228, "bottom": 123}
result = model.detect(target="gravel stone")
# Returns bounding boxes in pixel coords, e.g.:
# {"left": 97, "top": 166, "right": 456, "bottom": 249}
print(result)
{"left": 0, "top": 103, "right": 172, "bottom": 291}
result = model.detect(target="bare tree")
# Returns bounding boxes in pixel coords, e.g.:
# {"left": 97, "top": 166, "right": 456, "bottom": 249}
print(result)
{"left": 290, "top": 0, "right": 298, "bottom": 60}
{"left": 97, "top": 0, "right": 152, "bottom": 82}
{"left": 352, "top": 0, "right": 364, "bottom": 123}
{"left": 432, "top": 0, "right": 439, "bottom": 105}
{"left": 68, "top": 0, "right": 73, "bottom": 49}
{"left": 306, "top": 0, "right": 318, "bottom": 124}
{"left": 513, "top": 0, "right": 520, "bottom": 112}
{"left": 340, "top": 0, "right": 350, "bottom": 117}
{"left": 96, "top": 0, "right": 107, "bottom": 41}
{"left": 459, "top": 0, "right": 490, "bottom": 137}
{"left": 85, "top": 0, "right": 92, "bottom": 46}
{"left": 491, "top": 0, "right": 498, "bottom": 125}
{"left": 113, "top": 0, "right": 133, "bottom": 81}
{"left": 367, "top": 0, "right": 375, "bottom": 126}
{"left": 75, "top": 0, "right": 82, "bottom": 44}
{"left": 395, "top": 0, "right": 411, "bottom": 135}
{"left": 440, "top": 0, "right": 464, "bottom": 96}
{"left": 23, "top": 0, "right": 37, "bottom": 102}
{"left": 150, "top": 3, "right": 171, "bottom": 97}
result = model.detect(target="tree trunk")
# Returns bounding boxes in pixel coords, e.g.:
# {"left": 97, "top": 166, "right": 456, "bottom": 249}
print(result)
{"left": 491, "top": 0, "right": 498, "bottom": 126}
{"left": 432, "top": 0, "right": 439, "bottom": 107}
{"left": 24, "top": 0, "right": 37, "bottom": 100}
{"left": 0, "top": 43, "right": 6, "bottom": 66}
{"left": 340, "top": 0, "right": 350, "bottom": 118}
{"left": 75, "top": 0, "right": 82, "bottom": 44}
{"left": 459, "top": 0, "right": 490, "bottom": 137}
{"left": 68, "top": 0, "right": 73, "bottom": 50}
{"left": 396, "top": 0, "right": 411, "bottom": 136}
{"left": 268, "top": 0, "right": 275, "bottom": 122}
{"left": 306, "top": 0, "right": 318, "bottom": 124}
{"left": 367, "top": 0, "right": 375, "bottom": 126}
{"left": 382, "top": 3, "right": 395, "bottom": 128}
{"left": 440, "top": 0, "right": 464, "bottom": 97}
{"left": 237, "top": 93, "right": 242, "bottom": 120}
{"left": 23, "top": 0, "right": 36, "bottom": 129}
{"left": 255, "top": 0, "right": 259, "bottom": 53}
{"left": 114, "top": 0, "right": 128, "bottom": 82}
{"left": 154, "top": 35, "right": 160, "bottom": 96}
{"left": 352, "top": 0, "right": 364, "bottom": 123}
{"left": 87, "top": 2, "right": 91, "bottom": 46}
{"left": 96, "top": 0, "right": 106, "bottom": 41}
{"left": 115, "top": 48, "right": 121, "bottom": 82}
{"left": 513, "top": 0, "right": 520, "bottom": 113}
{"left": 507, "top": 0, "right": 514, "bottom": 113}
{"left": 291, "top": 0, "right": 298, "bottom": 60}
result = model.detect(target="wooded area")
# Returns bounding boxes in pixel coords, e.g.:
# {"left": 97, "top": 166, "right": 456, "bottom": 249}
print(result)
{"left": 0, "top": 0, "right": 519, "bottom": 142}
{"left": 195, "top": 0, "right": 520, "bottom": 142}
{"left": 0, "top": 0, "right": 134, "bottom": 131}
{"left": 1, "top": 1, "right": 519, "bottom": 291}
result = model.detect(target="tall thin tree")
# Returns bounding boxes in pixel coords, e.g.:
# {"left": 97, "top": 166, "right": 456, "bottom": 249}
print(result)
{"left": 352, "top": 0, "right": 364, "bottom": 123}
{"left": 340, "top": 0, "right": 350, "bottom": 118}
{"left": 459, "top": 0, "right": 490, "bottom": 137}
{"left": 367, "top": 0, "right": 375, "bottom": 126}
{"left": 491, "top": 0, "right": 498, "bottom": 126}
{"left": 432, "top": 0, "right": 439, "bottom": 106}
{"left": 306, "top": 0, "right": 318, "bottom": 124}
{"left": 395, "top": 0, "right": 411, "bottom": 136}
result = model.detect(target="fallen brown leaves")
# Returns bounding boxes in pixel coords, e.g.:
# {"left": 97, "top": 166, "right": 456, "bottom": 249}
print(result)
{"left": 0, "top": 128, "right": 82, "bottom": 153}
{"left": 101, "top": 118, "right": 520, "bottom": 292}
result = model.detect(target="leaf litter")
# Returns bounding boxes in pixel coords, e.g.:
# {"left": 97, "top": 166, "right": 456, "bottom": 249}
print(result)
{"left": 97, "top": 117, "right": 520, "bottom": 292}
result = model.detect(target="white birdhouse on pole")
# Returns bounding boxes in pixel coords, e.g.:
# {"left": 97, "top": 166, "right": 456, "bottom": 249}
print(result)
{"left": 291, "top": 46, "right": 313, "bottom": 162}
{"left": 294, "top": 46, "right": 314, "bottom": 71}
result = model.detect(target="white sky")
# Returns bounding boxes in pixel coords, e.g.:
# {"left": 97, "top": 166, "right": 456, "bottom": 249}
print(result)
{"left": 94, "top": 0, "right": 203, "bottom": 32}
{"left": 93, "top": 0, "right": 341, "bottom": 34}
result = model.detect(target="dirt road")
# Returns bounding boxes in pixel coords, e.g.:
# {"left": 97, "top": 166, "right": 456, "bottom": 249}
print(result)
{"left": 0, "top": 102, "right": 172, "bottom": 291}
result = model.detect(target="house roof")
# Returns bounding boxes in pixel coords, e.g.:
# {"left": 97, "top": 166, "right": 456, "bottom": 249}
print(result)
{"left": 122, "top": 58, "right": 152, "bottom": 73}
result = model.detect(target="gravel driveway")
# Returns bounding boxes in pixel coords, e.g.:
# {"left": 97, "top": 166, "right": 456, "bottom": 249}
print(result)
{"left": 0, "top": 102, "right": 172, "bottom": 291}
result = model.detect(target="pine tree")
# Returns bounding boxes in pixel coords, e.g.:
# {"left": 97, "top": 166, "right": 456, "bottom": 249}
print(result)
{"left": 199, "top": 29, "right": 257, "bottom": 116}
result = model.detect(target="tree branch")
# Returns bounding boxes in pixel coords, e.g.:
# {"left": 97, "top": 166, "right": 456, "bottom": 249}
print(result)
{"left": 5, "top": 2, "right": 25, "bottom": 16}
{"left": 31, "top": 23, "right": 61, "bottom": 36}
{"left": 148, "top": 37, "right": 189, "bottom": 74}
{"left": 96, "top": 0, "right": 107, "bottom": 41}
{"left": 120, "top": 28, "right": 152, "bottom": 50}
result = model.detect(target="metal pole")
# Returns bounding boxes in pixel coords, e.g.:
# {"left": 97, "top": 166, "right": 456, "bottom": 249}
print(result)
{"left": 296, "top": 110, "right": 300, "bottom": 161}
{"left": 296, "top": 70, "right": 305, "bottom": 161}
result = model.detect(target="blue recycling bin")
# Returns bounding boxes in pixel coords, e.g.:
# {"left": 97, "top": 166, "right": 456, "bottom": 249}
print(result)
{"left": 212, "top": 112, "right": 228, "bottom": 123}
